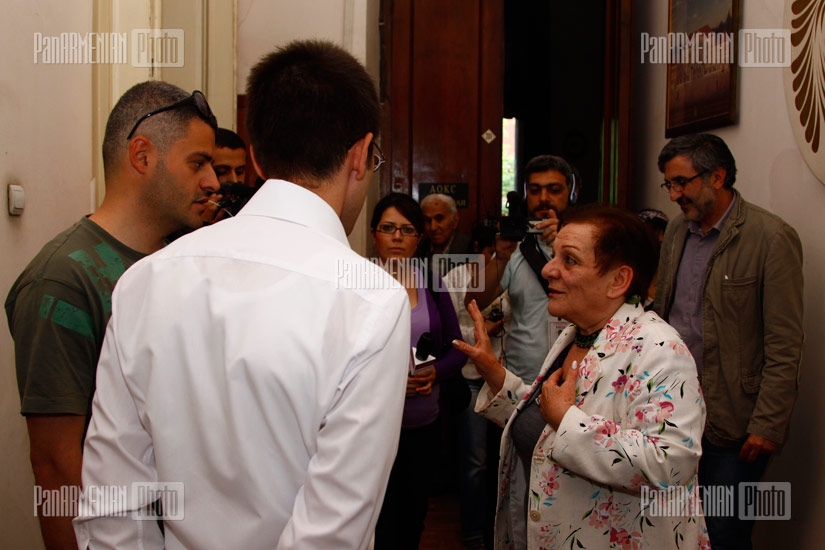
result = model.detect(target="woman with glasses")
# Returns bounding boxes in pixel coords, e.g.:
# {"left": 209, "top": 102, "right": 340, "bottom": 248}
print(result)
{"left": 370, "top": 193, "right": 465, "bottom": 549}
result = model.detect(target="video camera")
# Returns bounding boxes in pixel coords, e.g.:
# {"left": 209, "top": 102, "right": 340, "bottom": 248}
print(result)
{"left": 499, "top": 191, "right": 543, "bottom": 241}
{"left": 215, "top": 182, "right": 259, "bottom": 217}
{"left": 488, "top": 307, "right": 504, "bottom": 323}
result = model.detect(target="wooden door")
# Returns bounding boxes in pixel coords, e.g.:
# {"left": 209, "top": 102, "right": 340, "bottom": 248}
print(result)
{"left": 380, "top": 0, "right": 634, "bottom": 220}
{"left": 600, "top": 0, "right": 634, "bottom": 208}
{"left": 380, "top": 0, "right": 505, "bottom": 234}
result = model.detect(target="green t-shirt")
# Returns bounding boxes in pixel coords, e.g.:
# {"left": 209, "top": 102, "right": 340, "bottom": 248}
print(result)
{"left": 5, "top": 217, "right": 145, "bottom": 417}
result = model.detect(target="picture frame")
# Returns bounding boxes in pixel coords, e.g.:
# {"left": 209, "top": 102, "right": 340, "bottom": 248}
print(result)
{"left": 665, "top": 0, "right": 740, "bottom": 137}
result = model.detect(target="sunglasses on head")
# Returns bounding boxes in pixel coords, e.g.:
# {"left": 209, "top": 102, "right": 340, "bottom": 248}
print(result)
{"left": 126, "top": 90, "right": 218, "bottom": 140}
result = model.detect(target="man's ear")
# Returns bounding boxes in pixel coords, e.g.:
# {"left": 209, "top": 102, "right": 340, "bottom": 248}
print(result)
{"left": 348, "top": 132, "right": 373, "bottom": 181}
{"left": 607, "top": 265, "right": 633, "bottom": 300}
{"left": 128, "top": 137, "right": 153, "bottom": 175}
{"left": 249, "top": 145, "right": 267, "bottom": 180}
{"left": 710, "top": 167, "right": 727, "bottom": 189}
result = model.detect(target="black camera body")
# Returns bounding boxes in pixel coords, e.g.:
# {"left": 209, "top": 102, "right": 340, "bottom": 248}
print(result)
{"left": 500, "top": 191, "right": 543, "bottom": 241}
{"left": 216, "top": 182, "right": 258, "bottom": 217}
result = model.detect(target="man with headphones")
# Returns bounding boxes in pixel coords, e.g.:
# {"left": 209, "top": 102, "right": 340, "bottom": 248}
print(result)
{"left": 466, "top": 154, "right": 577, "bottom": 386}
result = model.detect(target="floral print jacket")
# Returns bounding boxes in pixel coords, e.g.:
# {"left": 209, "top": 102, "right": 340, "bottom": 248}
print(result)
{"left": 476, "top": 302, "right": 710, "bottom": 549}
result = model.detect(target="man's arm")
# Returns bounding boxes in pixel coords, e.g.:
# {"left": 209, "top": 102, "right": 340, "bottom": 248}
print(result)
{"left": 278, "top": 291, "right": 410, "bottom": 549}
{"left": 27, "top": 414, "right": 85, "bottom": 550}
{"left": 9, "top": 278, "right": 100, "bottom": 549}
{"left": 745, "top": 224, "right": 804, "bottom": 454}
{"left": 73, "top": 322, "right": 163, "bottom": 550}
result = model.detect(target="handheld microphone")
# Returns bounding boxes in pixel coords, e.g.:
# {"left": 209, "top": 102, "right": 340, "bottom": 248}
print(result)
{"left": 410, "top": 332, "right": 436, "bottom": 375}
{"left": 415, "top": 333, "right": 433, "bottom": 360}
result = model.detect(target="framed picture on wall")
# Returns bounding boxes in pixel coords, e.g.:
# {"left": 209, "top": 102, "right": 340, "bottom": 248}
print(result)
{"left": 665, "top": 0, "right": 740, "bottom": 137}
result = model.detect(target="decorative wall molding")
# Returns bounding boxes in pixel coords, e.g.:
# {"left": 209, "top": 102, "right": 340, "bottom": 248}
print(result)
{"left": 784, "top": 0, "right": 825, "bottom": 184}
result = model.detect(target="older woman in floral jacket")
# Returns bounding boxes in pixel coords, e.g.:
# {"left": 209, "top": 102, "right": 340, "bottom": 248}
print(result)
{"left": 454, "top": 206, "right": 710, "bottom": 549}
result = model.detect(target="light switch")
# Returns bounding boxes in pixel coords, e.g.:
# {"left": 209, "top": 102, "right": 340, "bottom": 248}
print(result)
{"left": 8, "top": 183, "right": 24, "bottom": 215}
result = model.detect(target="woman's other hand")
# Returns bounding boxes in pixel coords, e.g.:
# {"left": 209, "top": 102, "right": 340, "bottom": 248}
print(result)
{"left": 406, "top": 366, "right": 436, "bottom": 397}
{"left": 540, "top": 361, "right": 578, "bottom": 430}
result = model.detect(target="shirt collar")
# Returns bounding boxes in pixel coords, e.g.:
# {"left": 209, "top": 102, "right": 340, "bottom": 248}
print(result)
{"left": 237, "top": 179, "right": 350, "bottom": 247}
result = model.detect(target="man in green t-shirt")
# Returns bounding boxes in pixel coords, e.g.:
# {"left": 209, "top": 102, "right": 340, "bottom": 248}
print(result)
{"left": 5, "top": 80, "right": 219, "bottom": 549}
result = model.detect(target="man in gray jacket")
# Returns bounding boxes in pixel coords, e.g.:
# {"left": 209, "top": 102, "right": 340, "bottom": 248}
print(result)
{"left": 654, "top": 133, "right": 803, "bottom": 550}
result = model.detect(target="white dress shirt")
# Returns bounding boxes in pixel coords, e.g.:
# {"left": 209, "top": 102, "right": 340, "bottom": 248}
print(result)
{"left": 74, "top": 180, "right": 411, "bottom": 549}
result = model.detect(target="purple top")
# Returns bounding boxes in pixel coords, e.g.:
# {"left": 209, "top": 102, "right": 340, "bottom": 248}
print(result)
{"left": 402, "top": 270, "right": 465, "bottom": 428}
{"left": 410, "top": 285, "right": 431, "bottom": 352}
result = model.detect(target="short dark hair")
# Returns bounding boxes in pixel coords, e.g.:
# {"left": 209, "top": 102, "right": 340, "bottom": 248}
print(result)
{"left": 103, "top": 81, "right": 207, "bottom": 180}
{"left": 559, "top": 205, "right": 656, "bottom": 302}
{"left": 370, "top": 193, "right": 425, "bottom": 236}
{"left": 215, "top": 128, "right": 246, "bottom": 150}
{"left": 638, "top": 208, "right": 669, "bottom": 236}
{"left": 523, "top": 155, "right": 573, "bottom": 188}
{"left": 657, "top": 133, "right": 737, "bottom": 188}
{"left": 245, "top": 39, "right": 381, "bottom": 185}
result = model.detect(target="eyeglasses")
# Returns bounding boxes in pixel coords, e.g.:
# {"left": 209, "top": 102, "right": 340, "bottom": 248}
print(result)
{"left": 347, "top": 138, "right": 386, "bottom": 173}
{"left": 370, "top": 141, "right": 386, "bottom": 173}
{"left": 375, "top": 222, "right": 419, "bottom": 237}
{"left": 126, "top": 90, "right": 218, "bottom": 140}
{"left": 660, "top": 171, "right": 708, "bottom": 192}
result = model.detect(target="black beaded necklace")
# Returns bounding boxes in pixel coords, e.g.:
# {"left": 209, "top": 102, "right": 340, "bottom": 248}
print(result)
{"left": 573, "top": 328, "right": 601, "bottom": 349}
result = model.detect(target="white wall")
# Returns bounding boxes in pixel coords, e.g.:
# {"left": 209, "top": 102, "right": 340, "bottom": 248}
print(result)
{"left": 237, "top": 0, "right": 347, "bottom": 96}
{"left": 0, "top": 2, "right": 94, "bottom": 547}
{"left": 237, "top": 0, "right": 382, "bottom": 256}
{"left": 634, "top": 2, "right": 825, "bottom": 547}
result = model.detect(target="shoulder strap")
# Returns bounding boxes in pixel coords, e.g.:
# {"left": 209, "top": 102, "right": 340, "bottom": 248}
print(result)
{"left": 519, "top": 234, "right": 550, "bottom": 294}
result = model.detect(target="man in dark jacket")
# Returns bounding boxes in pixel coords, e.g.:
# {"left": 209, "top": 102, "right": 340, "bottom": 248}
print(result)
{"left": 654, "top": 133, "right": 803, "bottom": 550}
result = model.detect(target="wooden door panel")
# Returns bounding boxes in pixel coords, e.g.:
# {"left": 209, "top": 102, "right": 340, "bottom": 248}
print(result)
{"left": 478, "top": 0, "right": 505, "bottom": 219}
{"left": 410, "top": 0, "right": 479, "bottom": 190}
{"left": 384, "top": 0, "right": 413, "bottom": 196}
{"left": 383, "top": 0, "right": 504, "bottom": 234}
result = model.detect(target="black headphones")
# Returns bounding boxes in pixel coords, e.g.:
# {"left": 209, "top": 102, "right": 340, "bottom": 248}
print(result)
{"left": 568, "top": 172, "right": 578, "bottom": 205}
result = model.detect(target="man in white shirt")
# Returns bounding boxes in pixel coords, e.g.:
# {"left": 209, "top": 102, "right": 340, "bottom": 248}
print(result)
{"left": 74, "top": 40, "right": 411, "bottom": 549}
